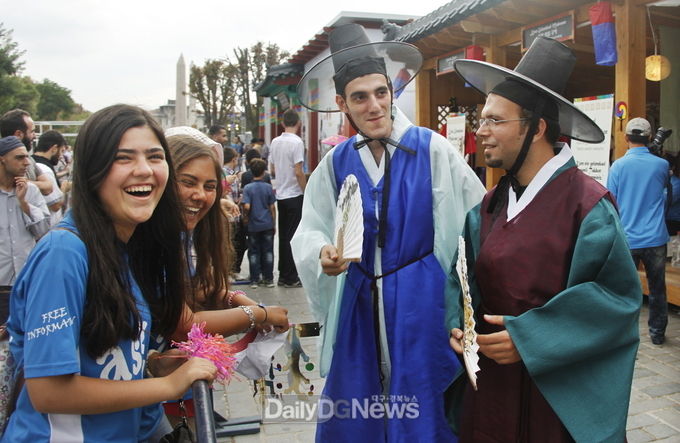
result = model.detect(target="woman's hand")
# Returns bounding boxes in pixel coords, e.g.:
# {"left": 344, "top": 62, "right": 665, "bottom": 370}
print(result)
{"left": 221, "top": 198, "right": 240, "bottom": 219}
{"left": 163, "top": 357, "right": 217, "bottom": 399}
{"left": 258, "top": 305, "right": 290, "bottom": 333}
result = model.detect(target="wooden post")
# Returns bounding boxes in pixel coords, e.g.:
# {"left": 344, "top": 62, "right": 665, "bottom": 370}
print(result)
{"left": 415, "top": 67, "right": 433, "bottom": 129}
{"left": 483, "top": 35, "right": 508, "bottom": 190}
{"left": 613, "top": 0, "right": 647, "bottom": 160}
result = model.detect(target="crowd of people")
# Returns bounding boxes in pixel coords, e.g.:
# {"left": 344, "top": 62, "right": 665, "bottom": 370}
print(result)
{"left": 0, "top": 23, "right": 674, "bottom": 442}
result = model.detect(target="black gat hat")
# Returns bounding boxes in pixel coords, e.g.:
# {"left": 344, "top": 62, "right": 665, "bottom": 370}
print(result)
{"left": 297, "top": 23, "right": 423, "bottom": 113}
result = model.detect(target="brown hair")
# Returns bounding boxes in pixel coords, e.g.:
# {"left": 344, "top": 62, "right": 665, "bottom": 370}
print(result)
{"left": 167, "top": 134, "right": 234, "bottom": 310}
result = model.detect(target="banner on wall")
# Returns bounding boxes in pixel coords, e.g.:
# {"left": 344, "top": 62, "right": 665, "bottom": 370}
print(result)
{"left": 571, "top": 94, "right": 614, "bottom": 185}
{"left": 258, "top": 107, "right": 265, "bottom": 127}
{"left": 446, "top": 113, "right": 467, "bottom": 157}
{"left": 269, "top": 104, "right": 277, "bottom": 124}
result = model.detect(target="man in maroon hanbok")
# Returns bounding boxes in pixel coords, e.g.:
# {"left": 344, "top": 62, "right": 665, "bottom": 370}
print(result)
{"left": 448, "top": 37, "right": 641, "bottom": 442}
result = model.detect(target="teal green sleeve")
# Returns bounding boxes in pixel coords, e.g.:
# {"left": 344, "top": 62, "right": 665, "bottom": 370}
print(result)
{"left": 505, "top": 198, "right": 641, "bottom": 443}
{"left": 444, "top": 203, "right": 483, "bottom": 332}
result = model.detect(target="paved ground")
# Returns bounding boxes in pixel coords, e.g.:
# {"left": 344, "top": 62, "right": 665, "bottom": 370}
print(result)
{"left": 211, "top": 265, "right": 680, "bottom": 442}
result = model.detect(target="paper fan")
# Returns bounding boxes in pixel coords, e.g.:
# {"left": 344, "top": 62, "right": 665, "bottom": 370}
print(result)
{"left": 456, "top": 236, "right": 480, "bottom": 390}
{"left": 334, "top": 175, "right": 363, "bottom": 262}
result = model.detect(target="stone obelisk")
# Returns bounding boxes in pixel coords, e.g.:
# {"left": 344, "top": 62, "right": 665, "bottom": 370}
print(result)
{"left": 175, "top": 54, "right": 187, "bottom": 126}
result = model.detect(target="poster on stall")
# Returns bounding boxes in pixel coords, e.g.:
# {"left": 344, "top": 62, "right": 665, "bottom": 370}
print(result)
{"left": 446, "top": 113, "right": 467, "bottom": 157}
{"left": 571, "top": 94, "right": 614, "bottom": 185}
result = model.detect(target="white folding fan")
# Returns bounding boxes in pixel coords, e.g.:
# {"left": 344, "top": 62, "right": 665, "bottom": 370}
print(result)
{"left": 334, "top": 174, "right": 364, "bottom": 262}
{"left": 457, "top": 236, "right": 480, "bottom": 390}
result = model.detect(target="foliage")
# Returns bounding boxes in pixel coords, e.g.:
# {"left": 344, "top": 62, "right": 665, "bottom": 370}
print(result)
{"left": 35, "top": 79, "right": 76, "bottom": 120}
{"left": 190, "top": 42, "right": 289, "bottom": 133}
{"left": 189, "top": 59, "right": 238, "bottom": 129}
{"left": 0, "top": 75, "right": 39, "bottom": 115}
{"left": 0, "top": 23, "right": 25, "bottom": 77}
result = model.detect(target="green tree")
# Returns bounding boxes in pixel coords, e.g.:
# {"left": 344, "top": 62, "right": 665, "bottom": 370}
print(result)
{"left": 0, "top": 23, "right": 24, "bottom": 77}
{"left": 190, "top": 42, "right": 289, "bottom": 133}
{"left": 0, "top": 75, "right": 39, "bottom": 115}
{"left": 233, "top": 42, "right": 289, "bottom": 134}
{"left": 35, "top": 79, "right": 76, "bottom": 120}
{"left": 189, "top": 59, "right": 238, "bottom": 129}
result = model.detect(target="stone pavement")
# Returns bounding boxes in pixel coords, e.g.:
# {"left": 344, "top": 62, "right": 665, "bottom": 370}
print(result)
{"left": 212, "top": 277, "right": 680, "bottom": 442}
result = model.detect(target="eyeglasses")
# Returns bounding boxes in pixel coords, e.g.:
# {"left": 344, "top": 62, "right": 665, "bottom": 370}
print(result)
{"left": 477, "top": 118, "right": 529, "bottom": 129}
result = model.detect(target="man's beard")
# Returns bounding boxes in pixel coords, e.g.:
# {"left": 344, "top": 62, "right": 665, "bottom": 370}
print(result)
{"left": 50, "top": 153, "right": 60, "bottom": 165}
{"left": 22, "top": 135, "right": 31, "bottom": 150}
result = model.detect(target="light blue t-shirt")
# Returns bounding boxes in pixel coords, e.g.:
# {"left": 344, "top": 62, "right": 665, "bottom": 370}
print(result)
{"left": 607, "top": 146, "right": 669, "bottom": 249}
{"left": 2, "top": 213, "right": 156, "bottom": 442}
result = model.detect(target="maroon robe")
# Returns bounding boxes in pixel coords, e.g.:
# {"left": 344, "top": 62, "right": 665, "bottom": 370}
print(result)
{"left": 460, "top": 166, "right": 611, "bottom": 442}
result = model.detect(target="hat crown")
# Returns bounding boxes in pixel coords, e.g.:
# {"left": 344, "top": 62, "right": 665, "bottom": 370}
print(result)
{"left": 625, "top": 117, "right": 652, "bottom": 136}
{"left": 329, "top": 24, "right": 378, "bottom": 73}
{"left": 514, "top": 37, "right": 575, "bottom": 95}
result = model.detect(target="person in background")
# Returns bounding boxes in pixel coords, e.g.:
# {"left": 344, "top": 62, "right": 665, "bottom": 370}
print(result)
{"left": 231, "top": 135, "right": 244, "bottom": 156}
{"left": 33, "top": 130, "right": 66, "bottom": 225}
{"left": 242, "top": 158, "right": 276, "bottom": 289}
{"left": 608, "top": 117, "right": 669, "bottom": 345}
{"left": 222, "top": 146, "right": 248, "bottom": 281}
{"left": 208, "top": 125, "right": 227, "bottom": 147}
{"left": 0, "top": 136, "right": 50, "bottom": 324}
{"left": 270, "top": 109, "right": 306, "bottom": 288}
{"left": 0, "top": 109, "right": 53, "bottom": 196}
{"left": 665, "top": 154, "right": 680, "bottom": 236}
{"left": 241, "top": 149, "right": 271, "bottom": 188}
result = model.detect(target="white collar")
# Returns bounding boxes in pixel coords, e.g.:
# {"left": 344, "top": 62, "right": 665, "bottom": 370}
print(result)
{"left": 506, "top": 143, "right": 572, "bottom": 221}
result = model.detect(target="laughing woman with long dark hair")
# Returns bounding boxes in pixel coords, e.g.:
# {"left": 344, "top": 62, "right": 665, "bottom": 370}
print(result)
{"left": 1, "top": 105, "right": 216, "bottom": 441}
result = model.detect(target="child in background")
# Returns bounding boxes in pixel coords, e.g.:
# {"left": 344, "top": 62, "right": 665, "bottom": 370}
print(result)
{"left": 242, "top": 158, "right": 276, "bottom": 288}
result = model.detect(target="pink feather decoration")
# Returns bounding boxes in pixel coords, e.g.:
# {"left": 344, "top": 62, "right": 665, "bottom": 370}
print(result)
{"left": 171, "top": 322, "right": 237, "bottom": 382}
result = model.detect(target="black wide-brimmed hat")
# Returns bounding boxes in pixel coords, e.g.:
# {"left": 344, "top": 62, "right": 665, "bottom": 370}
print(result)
{"left": 453, "top": 37, "right": 604, "bottom": 143}
{"left": 296, "top": 23, "right": 423, "bottom": 113}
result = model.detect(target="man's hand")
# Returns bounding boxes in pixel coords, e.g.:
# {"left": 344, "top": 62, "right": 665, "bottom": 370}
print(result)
{"left": 15, "top": 176, "right": 28, "bottom": 201}
{"left": 320, "top": 244, "right": 348, "bottom": 276}
{"left": 476, "top": 315, "right": 521, "bottom": 364}
{"left": 449, "top": 328, "right": 464, "bottom": 354}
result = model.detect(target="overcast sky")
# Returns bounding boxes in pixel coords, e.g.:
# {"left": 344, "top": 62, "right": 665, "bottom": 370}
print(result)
{"left": 3, "top": 0, "right": 448, "bottom": 113}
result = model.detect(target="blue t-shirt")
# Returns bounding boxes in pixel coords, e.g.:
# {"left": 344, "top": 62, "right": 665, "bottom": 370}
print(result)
{"left": 607, "top": 146, "right": 670, "bottom": 249}
{"left": 2, "top": 213, "right": 156, "bottom": 442}
{"left": 242, "top": 180, "right": 276, "bottom": 232}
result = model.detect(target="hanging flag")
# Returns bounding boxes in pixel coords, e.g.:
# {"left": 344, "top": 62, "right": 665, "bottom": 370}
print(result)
{"left": 393, "top": 68, "right": 411, "bottom": 98}
{"left": 589, "top": 2, "right": 618, "bottom": 66}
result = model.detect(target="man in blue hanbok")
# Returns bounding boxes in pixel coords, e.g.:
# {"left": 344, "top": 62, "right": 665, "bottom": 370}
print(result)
{"left": 291, "top": 24, "right": 485, "bottom": 442}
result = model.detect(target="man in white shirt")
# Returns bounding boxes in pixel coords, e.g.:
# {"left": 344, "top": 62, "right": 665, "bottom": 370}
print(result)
{"left": 269, "top": 109, "right": 306, "bottom": 287}
{"left": 33, "top": 130, "right": 66, "bottom": 225}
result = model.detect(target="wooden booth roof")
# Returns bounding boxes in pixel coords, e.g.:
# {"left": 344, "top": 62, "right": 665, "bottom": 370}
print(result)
{"left": 392, "top": 0, "right": 680, "bottom": 61}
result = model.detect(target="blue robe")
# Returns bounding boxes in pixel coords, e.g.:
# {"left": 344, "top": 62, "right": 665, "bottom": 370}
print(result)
{"left": 316, "top": 126, "right": 459, "bottom": 442}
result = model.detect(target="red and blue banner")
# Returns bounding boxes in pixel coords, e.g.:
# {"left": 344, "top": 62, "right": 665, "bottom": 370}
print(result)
{"left": 393, "top": 68, "right": 411, "bottom": 98}
{"left": 589, "top": 2, "right": 617, "bottom": 66}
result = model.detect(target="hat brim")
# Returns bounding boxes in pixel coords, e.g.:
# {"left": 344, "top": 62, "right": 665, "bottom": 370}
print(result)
{"left": 297, "top": 41, "right": 423, "bottom": 112}
{"left": 453, "top": 59, "right": 605, "bottom": 143}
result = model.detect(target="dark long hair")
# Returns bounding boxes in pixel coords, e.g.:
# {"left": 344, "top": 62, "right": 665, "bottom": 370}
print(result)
{"left": 71, "top": 104, "right": 188, "bottom": 357}
{"left": 167, "top": 134, "right": 233, "bottom": 310}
